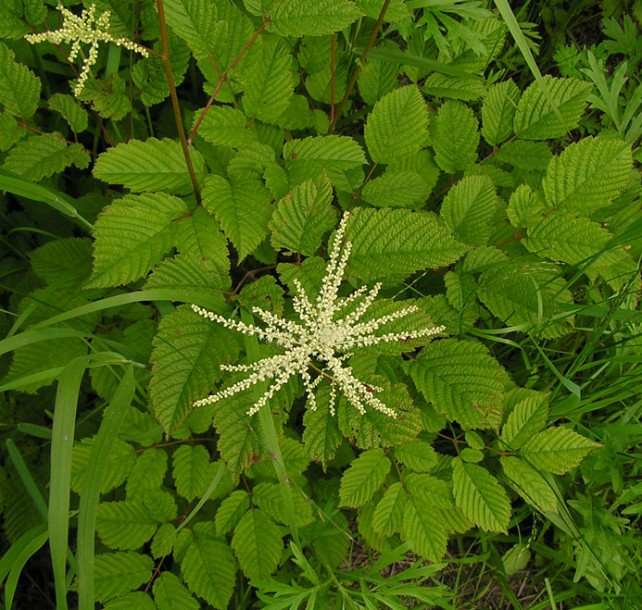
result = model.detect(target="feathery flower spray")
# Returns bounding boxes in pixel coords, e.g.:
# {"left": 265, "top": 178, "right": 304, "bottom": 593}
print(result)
{"left": 192, "top": 212, "right": 445, "bottom": 418}
{"left": 25, "top": 4, "right": 148, "bottom": 96}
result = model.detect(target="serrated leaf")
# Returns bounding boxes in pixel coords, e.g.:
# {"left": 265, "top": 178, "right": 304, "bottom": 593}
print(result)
{"left": 452, "top": 458, "right": 510, "bottom": 532}
{"left": 496, "top": 140, "right": 552, "bottom": 170}
{"left": 96, "top": 501, "right": 159, "bottom": 550}
{"left": 173, "top": 444, "right": 211, "bottom": 501}
{"left": 94, "top": 138, "right": 205, "bottom": 194}
{"left": 3, "top": 133, "right": 89, "bottom": 181}
{"left": 402, "top": 502, "right": 448, "bottom": 562}
{"left": 77, "top": 74, "right": 131, "bottom": 120}
{"left": 72, "top": 437, "right": 136, "bottom": 495}
{"left": 440, "top": 175, "right": 497, "bottom": 246}
{"left": 151, "top": 523, "right": 177, "bottom": 559}
{"left": 150, "top": 306, "right": 240, "bottom": 433}
{"left": 242, "top": 36, "right": 296, "bottom": 124}
{"left": 431, "top": 100, "right": 479, "bottom": 173}
{"left": 481, "top": 79, "right": 520, "bottom": 146}
{"left": 409, "top": 338, "right": 508, "bottom": 430}
{"left": 269, "top": 175, "right": 336, "bottom": 255}
{"left": 500, "top": 395, "right": 549, "bottom": 450}
{"left": 542, "top": 136, "right": 632, "bottom": 215}
{"left": 232, "top": 509, "right": 282, "bottom": 582}
{"left": 477, "top": 261, "right": 573, "bottom": 338}
{"left": 202, "top": 174, "right": 273, "bottom": 260}
{"left": 103, "top": 592, "right": 155, "bottom": 610}
{"left": 283, "top": 135, "right": 366, "bottom": 190}
{"left": 0, "top": 41, "right": 40, "bottom": 118}
{"left": 514, "top": 76, "right": 592, "bottom": 140}
{"left": 88, "top": 192, "right": 187, "bottom": 288}
{"left": 423, "top": 73, "right": 486, "bottom": 101}
{"left": 94, "top": 552, "right": 154, "bottom": 603}
{"left": 154, "top": 572, "right": 199, "bottom": 610}
{"left": 252, "top": 482, "right": 314, "bottom": 528}
{"left": 216, "top": 490, "right": 250, "bottom": 536}
{"left": 163, "top": 0, "right": 219, "bottom": 57}
{"left": 394, "top": 440, "right": 438, "bottom": 473}
{"left": 357, "top": 58, "right": 399, "bottom": 106}
{"left": 176, "top": 206, "right": 230, "bottom": 271}
{"left": 145, "top": 253, "right": 230, "bottom": 295}
{"left": 30, "top": 237, "right": 92, "bottom": 288}
{"left": 48, "top": 93, "right": 89, "bottom": 133}
{"left": 345, "top": 208, "right": 467, "bottom": 281}
{"left": 364, "top": 85, "right": 429, "bottom": 164}
{"left": 501, "top": 456, "right": 557, "bottom": 513}
{"left": 362, "top": 169, "right": 430, "bottom": 208}
{"left": 521, "top": 428, "right": 600, "bottom": 474}
{"left": 372, "top": 482, "right": 406, "bottom": 536}
{"left": 302, "top": 386, "right": 343, "bottom": 469}
{"left": 181, "top": 534, "right": 236, "bottom": 609}
{"left": 126, "top": 449, "right": 168, "bottom": 500}
{"left": 338, "top": 448, "right": 391, "bottom": 508}
{"left": 268, "top": 0, "right": 363, "bottom": 36}
{"left": 196, "top": 105, "right": 254, "bottom": 148}
{"left": 506, "top": 184, "right": 547, "bottom": 228}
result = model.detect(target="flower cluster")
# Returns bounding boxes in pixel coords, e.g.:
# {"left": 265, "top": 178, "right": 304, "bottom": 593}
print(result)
{"left": 25, "top": 4, "right": 149, "bottom": 96}
{"left": 193, "top": 212, "right": 445, "bottom": 418}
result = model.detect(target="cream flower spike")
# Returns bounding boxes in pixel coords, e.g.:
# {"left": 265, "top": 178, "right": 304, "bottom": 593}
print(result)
{"left": 25, "top": 3, "right": 149, "bottom": 96}
{"left": 192, "top": 212, "right": 446, "bottom": 418}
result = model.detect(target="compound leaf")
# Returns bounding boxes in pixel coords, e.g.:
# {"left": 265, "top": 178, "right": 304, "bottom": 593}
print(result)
{"left": 268, "top": 0, "right": 363, "bottom": 37}
{"left": 48, "top": 93, "right": 89, "bottom": 133}
{"left": 500, "top": 394, "right": 549, "bottom": 450}
{"left": 481, "top": 79, "right": 520, "bottom": 146}
{"left": 94, "top": 552, "right": 154, "bottom": 604}
{"left": 402, "top": 501, "right": 448, "bottom": 561}
{"left": 372, "top": 482, "right": 406, "bottom": 536}
{"left": 96, "top": 501, "right": 158, "bottom": 550}
{"left": 339, "top": 448, "right": 391, "bottom": 508}
{"left": 216, "top": 490, "right": 250, "bottom": 537}
{"left": 521, "top": 428, "right": 600, "bottom": 474}
{"left": 501, "top": 456, "right": 558, "bottom": 513}
{"left": 0, "top": 41, "right": 40, "bottom": 118}
{"left": 431, "top": 100, "right": 479, "bottom": 173}
{"left": 172, "top": 444, "right": 211, "bottom": 501}
{"left": 232, "top": 509, "right": 282, "bottom": 582}
{"left": 153, "top": 572, "right": 199, "bottom": 610}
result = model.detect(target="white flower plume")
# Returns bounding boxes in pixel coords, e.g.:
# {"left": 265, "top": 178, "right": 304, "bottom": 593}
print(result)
{"left": 192, "top": 212, "right": 445, "bottom": 418}
{"left": 25, "top": 4, "right": 149, "bottom": 96}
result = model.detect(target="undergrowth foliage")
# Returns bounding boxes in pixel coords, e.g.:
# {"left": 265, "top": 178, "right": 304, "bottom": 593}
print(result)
{"left": 1, "top": 1, "right": 641, "bottom": 609}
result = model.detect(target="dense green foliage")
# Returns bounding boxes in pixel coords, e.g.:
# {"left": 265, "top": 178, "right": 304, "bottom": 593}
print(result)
{"left": 1, "top": 1, "right": 641, "bottom": 608}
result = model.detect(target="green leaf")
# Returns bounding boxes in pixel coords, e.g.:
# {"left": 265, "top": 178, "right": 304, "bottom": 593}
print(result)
{"left": 423, "top": 73, "right": 487, "bottom": 101}
{"left": 513, "top": 76, "right": 592, "bottom": 140}
{"left": 93, "top": 138, "right": 205, "bottom": 194}
{"left": 402, "top": 501, "right": 448, "bottom": 562}
{"left": 520, "top": 428, "right": 600, "bottom": 474}
{"left": 269, "top": 175, "right": 336, "bottom": 255}
{"left": 357, "top": 58, "right": 399, "bottom": 106}
{"left": 339, "top": 448, "right": 391, "bottom": 508}
{"left": 364, "top": 85, "right": 429, "bottom": 164}
{"left": 48, "top": 93, "right": 89, "bottom": 133}
{"left": 145, "top": 254, "right": 230, "bottom": 294}
{"left": 252, "top": 482, "right": 314, "bottom": 528}
{"left": 149, "top": 305, "right": 240, "bottom": 433}
{"left": 500, "top": 394, "right": 549, "bottom": 450}
{"left": 154, "top": 572, "right": 199, "bottom": 610}
{"left": 481, "top": 79, "right": 520, "bottom": 146}
{"left": 452, "top": 458, "right": 510, "bottom": 532}
{"left": 496, "top": 140, "right": 552, "bottom": 170}
{"left": 362, "top": 169, "right": 430, "bottom": 208}
{"left": 103, "top": 592, "right": 155, "bottom": 610}
{"left": 506, "top": 184, "right": 547, "bottom": 228}
{"left": 268, "top": 0, "right": 363, "bottom": 37}
{"left": 163, "top": 0, "right": 220, "bottom": 57}
{"left": 0, "top": 41, "right": 40, "bottom": 118}
{"left": 302, "top": 385, "right": 343, "bottom": 469}
{"left": 94, "top": 552, "right": 154, "bottom": 603}
{"left": 151, "top": 523, "right": 176, "bottom": 559}
{"left": 202, "top": 175, "right": 273, "bottom": 260}
{"left": 283, "top": 135, "right": 366, "bottom": 190}
{"left": 345, "top": 208, "right": 467, "bottom": 281}
{"left": 372, "top": 482, "right": 406, "bottom": 536}
{"left": 477, "top": 261, "right": 573, "bottom": 338}
{"left": 431, "top": 100, "right": 479, "bottom": 173}
{"left": 181, "top": 530, "right": 236, "bottom": 609}
{"left": 541, "top": 136, "right": 632, "bottom": 215}
{"left": 440, "top": 175, "right": 497, "bottom": 246}
{"left": 232, "top": 509, "right": 282, "bottom": 582}
{"left": 409, "top": 338, "right": 508, "bottom": 430}
{"left": 176, "top": 206, "right": 230, "bottom": 273}
{"left": 31, "top": 237, "right": 92, "bottom": 288}
{"left": 173, "top": 445, "right": 211, "bottom": 501}
{"left": 242, "top": 36, "right": 296, "bottom": 124}
{"left": 196, "top": 105, "right": 254, "bottom": 148}
{"left": 394, "top": 440, "right": 438, "bottom": 473}
{"left": 501, "top": 456, "right": 558, "bottom": 513}
{"left": 88, "top": 192, "right": 187, "bottom": 288}
{"left": 77, "top": 74, "right": 132, "bottom": 120}
{"left": 216, "top": 490, "right": 250, "bottom": 536}
{"left": 96, "top": 501, "right": 158, "bottom": 550}
{"left": 3, "top": 133, "right": 89, "bottom": 181}
{"left": 72, "top": 437, "right": 136, "bottom": 495}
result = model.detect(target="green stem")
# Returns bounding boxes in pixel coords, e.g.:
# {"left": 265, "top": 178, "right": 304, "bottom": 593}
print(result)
{"left": 329, "top": 0, "right": 391, "bottom": 133}
{"left": 156, "top": 0, "right": 202, "bottom": 205}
